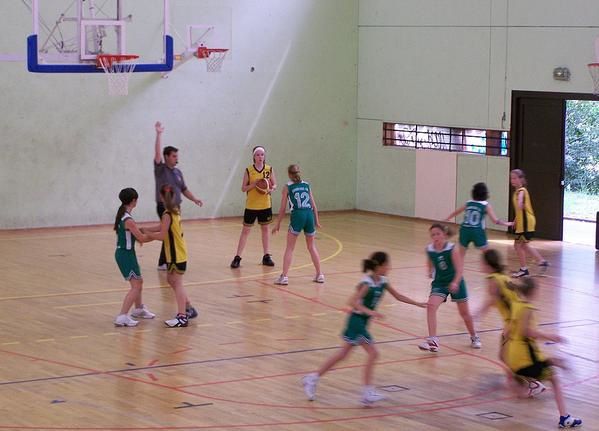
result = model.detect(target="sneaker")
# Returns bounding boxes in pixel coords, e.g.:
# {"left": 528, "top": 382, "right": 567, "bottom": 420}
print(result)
{"left": 131, "top": 305, "right": 156, "bottom": 319}
{"left": 157, "top": 264, "right": 167, "bottom": 271}
{"left": 559, "top": 414, "right": 582, "bottom": 428}
{"left": 262, "top": 254, "right": 275, "bottom": 266}
{"left": 418, "top": 337, "right": 440, "bottom": 352}
{"left": 274, "top": 275, "right": 289, "bottom": 285}
{"left": 302, "top": 373, "right": 319, "bottom": 401}
{"left": 164, "top": 314, "right": 189, "bottom": 328}
{"left": 511, "top": 268, "right": 530, "bottom": 278}
{"left": 361, "top": 387, "right": 386, "bottom": 405}
{"left": 186, "top": 306, "right": 199, "bottom": 319}
{"left": 230, "top": 255, "right": 241, "bottom": 269}
{"left": 538, "top": 260, "right": 550, "bottom": 274}
{"left": 114, "top": 314, "right": 139, "bottom": 327}
{"left": 527, "top": 380, "right": 547, "bottom": 397}
{"left": 313, "top": 274, "right": 325, "bottom": 283}
{"left": 471, "top": 335, "right": 482, "bottom": 349}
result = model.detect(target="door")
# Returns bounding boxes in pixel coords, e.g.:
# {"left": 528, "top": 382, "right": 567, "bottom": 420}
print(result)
{"left": 511, "top": 94, "right": 565, "bottom": 240}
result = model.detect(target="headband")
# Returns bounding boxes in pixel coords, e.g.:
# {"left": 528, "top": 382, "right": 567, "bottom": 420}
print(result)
{"left": 253, "top": 146, "right": 265, "bottom": 155}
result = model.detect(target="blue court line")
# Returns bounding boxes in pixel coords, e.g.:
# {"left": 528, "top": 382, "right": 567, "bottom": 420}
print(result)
{"left": 0, "top": 319, "right": 596, "bottom": 387}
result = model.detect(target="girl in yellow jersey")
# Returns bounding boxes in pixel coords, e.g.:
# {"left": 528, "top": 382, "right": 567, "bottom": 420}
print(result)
{"left": 474, "top": 249, "right": 545, "bottom": 396}
{"left": 509, "top": 169, "right": 549, "bottom": 278}
{"left": 505, "top": 279, "right": 582, "bottom": 428}
{"left": 148, "top": 185, "right": 198, "bottom": 328}
{"left": 230, "top": 146, "right": 278, "bottom": 269}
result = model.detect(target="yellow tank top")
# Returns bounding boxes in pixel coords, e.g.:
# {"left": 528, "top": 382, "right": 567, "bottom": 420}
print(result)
{"left": 512, "top": 187, "right": 536, "bottom": 233}
{"left": 505, "top": 300, "right": 546, "bottom": 372}
{"left": 164, "top": 211, "right": 187, "bottom": 264}
{"left": 487, "top": 273, "right": 519, "bottom": 324}
{"left": 245, "top": 164, "right": 272, "bottom": 210}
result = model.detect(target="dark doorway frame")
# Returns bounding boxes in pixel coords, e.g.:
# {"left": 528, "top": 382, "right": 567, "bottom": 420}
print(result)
{"left": 510, "top": 90, "right": 599, "bottom": 240}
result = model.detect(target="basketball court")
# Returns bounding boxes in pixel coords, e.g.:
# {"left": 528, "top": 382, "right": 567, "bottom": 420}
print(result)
{"left": 1, "top": 1, "right": 599, "bottom": 430}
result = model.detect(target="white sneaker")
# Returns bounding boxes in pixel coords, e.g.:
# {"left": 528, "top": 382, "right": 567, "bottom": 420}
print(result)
{"left": 302, "top": 373, "right": 319, "bottom": 401}
{"left": 114, "top": 314, "right": 139, "bottom": 327}
{"left": 418, "top": 337, "right": 440, "bottom": 352}
{"left": 157, "top": 264, "right": 167, "bottom": 271}
{"left": 274, "top": 275, "right": 289, "bottom": 285}
{"left": 361, "top": 387, "right": 385, "bottom": 405}
{"left": 471, "top": 335, "right": 482, "bottom": 349}
{"left": 527, "top": 380, "right": 547, "bottom": 397}
{"left": 131, "top": 305, "right": 156, "bottom": 319}
{"left": 313, "top": 274, "right": 325, "bottom": 283}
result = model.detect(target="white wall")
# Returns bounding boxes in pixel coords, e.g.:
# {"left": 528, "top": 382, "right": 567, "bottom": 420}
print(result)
{"left": 0, "top": 0, "right": 358, "bottom": 228}
{"left": 356, "top": 0, "right": 598, "bottom": 225}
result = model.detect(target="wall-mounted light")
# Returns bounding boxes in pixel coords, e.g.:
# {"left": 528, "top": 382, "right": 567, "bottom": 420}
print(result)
{"left": 553, "top": 67, "right": 571, "bottom": 81}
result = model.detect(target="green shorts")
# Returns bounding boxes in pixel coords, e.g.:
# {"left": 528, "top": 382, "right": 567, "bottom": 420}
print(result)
{"left": 342, "top": 313, "right": 372, "bottom": 345}
{"left": 459, "top": 226, "right": 487, "bottom": 248}
{"left": 430, "top": 279, "right": 468, "bottom": 302}
{"left": 115, "top": 249, "right": 141, "bottom": 280}
{"left": 289, "top": 210, "right": 315, "bottom": 236}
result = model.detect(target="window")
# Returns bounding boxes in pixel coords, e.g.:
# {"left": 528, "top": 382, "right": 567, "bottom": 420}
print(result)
{"left": 383, "top": 122, "right": 509, "bottom": 156}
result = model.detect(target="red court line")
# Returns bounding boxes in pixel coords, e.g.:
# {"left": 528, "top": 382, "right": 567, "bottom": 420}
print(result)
{"left": 178, "top": 353, "right": 464, "bottom": 388}
{"left": 170, "top": 347, "right": 192, "bottom": 355}
{"left": 147, "top": 359, "right": 159, "bottom": 366}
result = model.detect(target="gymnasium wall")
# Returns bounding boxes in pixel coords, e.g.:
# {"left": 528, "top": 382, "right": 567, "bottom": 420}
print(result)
{"left": 356, "top": 0, "right": 598, "bottom": 228}
{"left": 0, "top": 0, "right": 358, "bottom": 228}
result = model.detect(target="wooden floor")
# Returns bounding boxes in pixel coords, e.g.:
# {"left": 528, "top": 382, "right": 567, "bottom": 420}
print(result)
{"left": 0, "top": 211, "right": 597, "bottom": 430}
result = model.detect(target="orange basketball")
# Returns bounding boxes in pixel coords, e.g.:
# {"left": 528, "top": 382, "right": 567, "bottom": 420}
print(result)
{"left": 256, "top": 178, "right": 270, "bottom": 194}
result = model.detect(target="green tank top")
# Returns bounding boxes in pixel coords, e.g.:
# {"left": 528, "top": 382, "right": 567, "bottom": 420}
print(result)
{"left": 353, "top": 275, "right": 388, "bottom": 314}
{"left": 116, "top": 212, "right": 135, "bottom": 251}
{"left": 427, "top": 242, "right": 456, "bottom": 284}
{"left": 462, "top": 200, "right": 488, "bottom": 229}
{"left": 286, "top": 181, "right": 312, "bottom": 211}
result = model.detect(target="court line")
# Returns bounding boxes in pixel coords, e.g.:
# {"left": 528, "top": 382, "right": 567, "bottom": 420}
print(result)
{"left": 1, "top": 319, "right": 594, "bottom": 387}
{"left": 0, "top": 230, "right": 343, "bottom": 303}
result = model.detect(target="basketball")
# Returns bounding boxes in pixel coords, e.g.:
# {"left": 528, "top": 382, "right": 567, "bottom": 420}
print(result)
{"left": 256, "top": 178, "right": 270, "bottom": 194}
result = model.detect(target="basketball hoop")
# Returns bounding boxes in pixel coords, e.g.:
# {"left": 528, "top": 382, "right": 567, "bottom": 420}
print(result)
{"left": 588, "top": 63, "right": 599, "bottom": 95}
{"left": 96, "top": 54, "right": 139, "bottom": 96}
{"left": 196, "top": 47, "right": 228, "bottom": 72}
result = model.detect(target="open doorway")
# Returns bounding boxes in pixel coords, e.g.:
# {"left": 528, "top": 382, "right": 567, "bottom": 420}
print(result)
{"left": 563, "top": 100, "right": 599, "bottom": 246}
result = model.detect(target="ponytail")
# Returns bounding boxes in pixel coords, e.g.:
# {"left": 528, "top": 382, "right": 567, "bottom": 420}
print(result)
{"left": 160, "top": 184, "right": 179, "bottom": 215}
{"left": 362, "top": 251, "right": 388, "bottom": 273}
{"left": 288, "top": 164, "right": 301, "bottom": 183}
{"left": 114, "top": 188, "right": 138, "bottom": 231}
{"left": 483, "top": 249, "right": 505, "bottom": 273}
{"left": 515, "top": 277, "right": 537, "bottom": 298}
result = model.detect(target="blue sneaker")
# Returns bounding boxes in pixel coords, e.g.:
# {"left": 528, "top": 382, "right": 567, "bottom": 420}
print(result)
{"left": 186, "top": 306, "right": 199, "bottom": 319}
{"left": 559, "top": 414, "right": 582, "bottom": 428}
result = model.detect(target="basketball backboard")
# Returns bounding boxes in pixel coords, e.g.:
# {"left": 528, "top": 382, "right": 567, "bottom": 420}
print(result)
{"left": 27, "top": 0, "right": 173, "bottom": 73}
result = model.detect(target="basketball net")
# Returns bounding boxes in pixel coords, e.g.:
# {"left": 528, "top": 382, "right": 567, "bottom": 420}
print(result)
{"left": 197, "top": 47, "right": 228, "bottom": 72}
{"left": 588, "top": 63, "right": 599, "bottom": 95}
{"left": 97, "top": 55, "right": 138, "bottom": 96}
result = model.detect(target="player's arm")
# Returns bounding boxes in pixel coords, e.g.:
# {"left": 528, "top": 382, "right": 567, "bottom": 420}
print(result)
{"left": 446, "top": 205, "right": 466, "bottom": 222}
{"left": 268, "top": 168, "right": 277, "bottom": 193}
{"left": 309, "top": 190, "right": 321, "bottom": 228}
{"left": 426, "top": 255, "right": 433, "bottom": 278}
{"left": 147, "top": 213, "right": 171, "bottom": 241}
{"left": 449, "top": 246, "right": 464, "bottom": 292}
{"left": 182, "top": 188, "right": 203, "bottom": 207}
{"left": 125, "top": 218, "right": 152, "bottom": 243}
{"left": 516, "top": 190, "right": 525, "bottom": 210}
{"left": 349, "top": 283, "right": 383, "bottom": 318}
{"left": 272, "top": 186, "right": 288, "bottom": 234}
{"left": 521, "top": 308, "right": 563, "bottom": 343}
{"left": 487, "top": 203, "right": 512, "bottom": 227}
{"left": 387, "top": 285, "right": 427, "bottom": 308}
{"left": 241, "top": 170, "right": 255, "bottom": 193}
{"left": 154, "top": 121, "right": 164, "bottom": 164}
{"left": 474, "top": 278, "right": 499, "bottom": 320}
